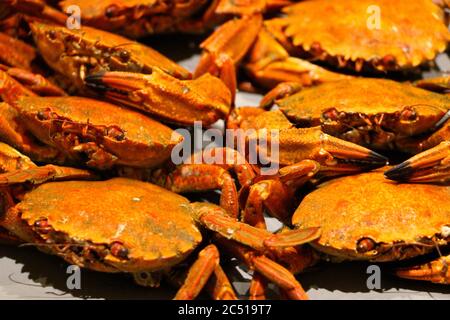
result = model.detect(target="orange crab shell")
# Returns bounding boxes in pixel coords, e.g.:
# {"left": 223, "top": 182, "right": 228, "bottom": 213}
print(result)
{"left": 279, "top": 0, "right": 450, "bottom": 71}
{"left": 292, "top": 170, "right": 450, "bottom": 262}
{"left": 59, "top": 0, "right": 209, "bottom": 38}
{"left": 15, "top": 96, "right": 183, "bottom": 168}
{"left": 9, "top": 178, "right": 203, "bottom": 272}
{"left": 28, "top": 20, "right": 191, "bottom": 87}
{"left": 276, "top": 78, "right": 450, "bottom": 149}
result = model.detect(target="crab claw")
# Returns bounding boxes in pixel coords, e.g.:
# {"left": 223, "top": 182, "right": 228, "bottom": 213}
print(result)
{"left": 396, "top": 255, "right": 450, "bottom": 284}
{"left": 263, "top": 126, "right": 389, "bottom": 176}
{"left": 314, "top": 131, "right": 389, "bottom": 176}
{"left": 85, "top": 69, "right": 231, "bottom": 127}
{"left": 385, "top": 141, "right": 450, "bottom": 183}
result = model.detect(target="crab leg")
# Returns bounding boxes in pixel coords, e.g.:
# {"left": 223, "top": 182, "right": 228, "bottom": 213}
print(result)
{"left": 248, "top": 272, "right": 267, "bottom": 300}
{"left": 174, "top": 244, "right": 220, "bottom": 300}
{"left": 191, "top": 202, "right": 321, "bottom": 252}
{"left": 245, "top": 28, "right": 351, "bottom": 92}
{"left": 0, "top": 32, "right": 36, "bottom": 70}
{"left": 4, "top": 0, "right": 68, "bottom": 25}
{"left": 259, "top": 82, "right": 303, "bottom": 109}
{"left": 415, "top": 75, "right": 450, "bottom": 94}
{"left": 85, "top": 69, "right": 231, "bottom": 127}
{"left": 385, "top": 141, "right": 450, "bottom": 183}
{"left": 194, "top": 14, "right": 263, "bottom": 100}
{"left": 205, "top": 264, "right": 238, "bottom": 300}
{"left": 156, "top": 163, "right": 240, "bottom": 217}
{"left": 240, "top": 160, "right": 319, "bottom": 299}
{"left": 0, "top": 164, "right": 96, "bottom": 186}
{"left": 187, "top": 147, "right": 257, "bottom": 187}
{"left": 215, "top": 236, "right": 309, "bottom": 300}
{"left": 241, "top": 160, "right": 320, "bottom": 227}
{"left": 152, "top": 147, "right": 256, "bottom": 217}
{"left": 0, "top": 66, "right": 66, "bottom": 96}
{"left": 396, "top": 255, "right": 450, "bottom": 284}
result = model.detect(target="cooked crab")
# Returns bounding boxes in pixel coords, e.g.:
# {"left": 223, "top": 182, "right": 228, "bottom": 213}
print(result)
{"left": 260, "top": 78, "right": 450, "bottom": 153}
{"left": 0, "top": 167, "right": 320, "bottom": 299}
{"left": 28, "top": 19, "right": 231, "bottom": 126}
{"left": 270, "top": 0, "right": 450, "bottom": 73}
{"left": 268, "top": 169, "right": 450, "bottom": 284}
{"left": 0, "top": 71, "right": 182, "bottom": 169}
{"left": 194, "top": 0, "right": 450, "bottom": 97}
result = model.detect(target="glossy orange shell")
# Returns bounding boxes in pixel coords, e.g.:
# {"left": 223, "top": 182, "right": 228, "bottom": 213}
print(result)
{"left": 17, "top": 178, "right": 202, "bottom": 272}
{"left": 292, "top": 170, "right": 450, "bottom": 261}
{"left": 282, "top": 0, "right": 450, "bottom": 70}
{"left": 28, "top": 20, "right": 190, "bottom": 85}
{"left": 278, "top": 78, "right": 450, "bottom": 136}
{"left": 16, "top": 96, "right": 182, "bottom": 168}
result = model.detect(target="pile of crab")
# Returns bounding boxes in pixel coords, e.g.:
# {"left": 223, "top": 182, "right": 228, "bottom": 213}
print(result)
{"left": 0, "top": 0, "right": 449, "bottom": 300}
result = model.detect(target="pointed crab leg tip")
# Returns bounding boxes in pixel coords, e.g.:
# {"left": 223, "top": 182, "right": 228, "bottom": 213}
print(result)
{"left": 368, "top": 150, "right": 389, "bottom": 165}
{"left": 384, "top": 161, "right": 412, "bottom": 181}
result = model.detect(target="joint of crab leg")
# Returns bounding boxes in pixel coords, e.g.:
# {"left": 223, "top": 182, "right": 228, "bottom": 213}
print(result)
{"left": 153, "top": 164, "right": 239, "bottom": 218}
{"left": 264, "top": 227, "right": 321, "bottom": 248}
{"left": 277, "top": 160, "right": 320, "bottom": 184}
{"left": 260, "top": 82, "right": 303, "bottom": 109}
{"left": 192, "top": 202, "right": 321, "bottom": 251}
{"left": 205, "top": 264, "right": 238, "bottom": 300}
{"left": 215, "top": 236, "right": 308, "bottom": 300}
{"left": 174, "top": 244, "right": 220, "bottom": 300}
{"left": 396, "top": 255, "right": 450, "bottom": 284}
{"left": 385, "top": 141, "right": 450, "bottom": 183}
{"left": 194, "top": 14, "right": 263, "bottom": 98}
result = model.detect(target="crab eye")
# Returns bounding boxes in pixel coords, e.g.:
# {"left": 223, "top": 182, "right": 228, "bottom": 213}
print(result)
{"left": 322, "top": 108, "right": 339, "bottom": 121}
{"left": 110, "top": 241, "right": 129, "bottom": 259}
{"left": 118, "top": 49, "right": 130, "bottom": 63}
{"left": 105, "top": 5, "right": 119, "bottom": 18}
{"left": 47, "top": 30, "right": 57, "bottom": 41}
{"left": 400, "top": 108, "right": 417, "bottom": 122}
{"left": 357, "top": 237, "right": 376, "bottom": 253}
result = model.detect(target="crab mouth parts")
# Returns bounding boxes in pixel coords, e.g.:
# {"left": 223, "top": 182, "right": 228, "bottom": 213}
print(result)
{"left": 354, "top": 235, "right": 448, "bottom": 262}
{"left": 28, "top": 217, "right": 130, "bottom": 272}
{"left": 321, "top": 110, "right": 420, "bottom": 150}
{"left": 54, "top": 32, "right": 144, "bottom": 81}
{"left": 35, "top": 109, "right": 126, "bottom": 169}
